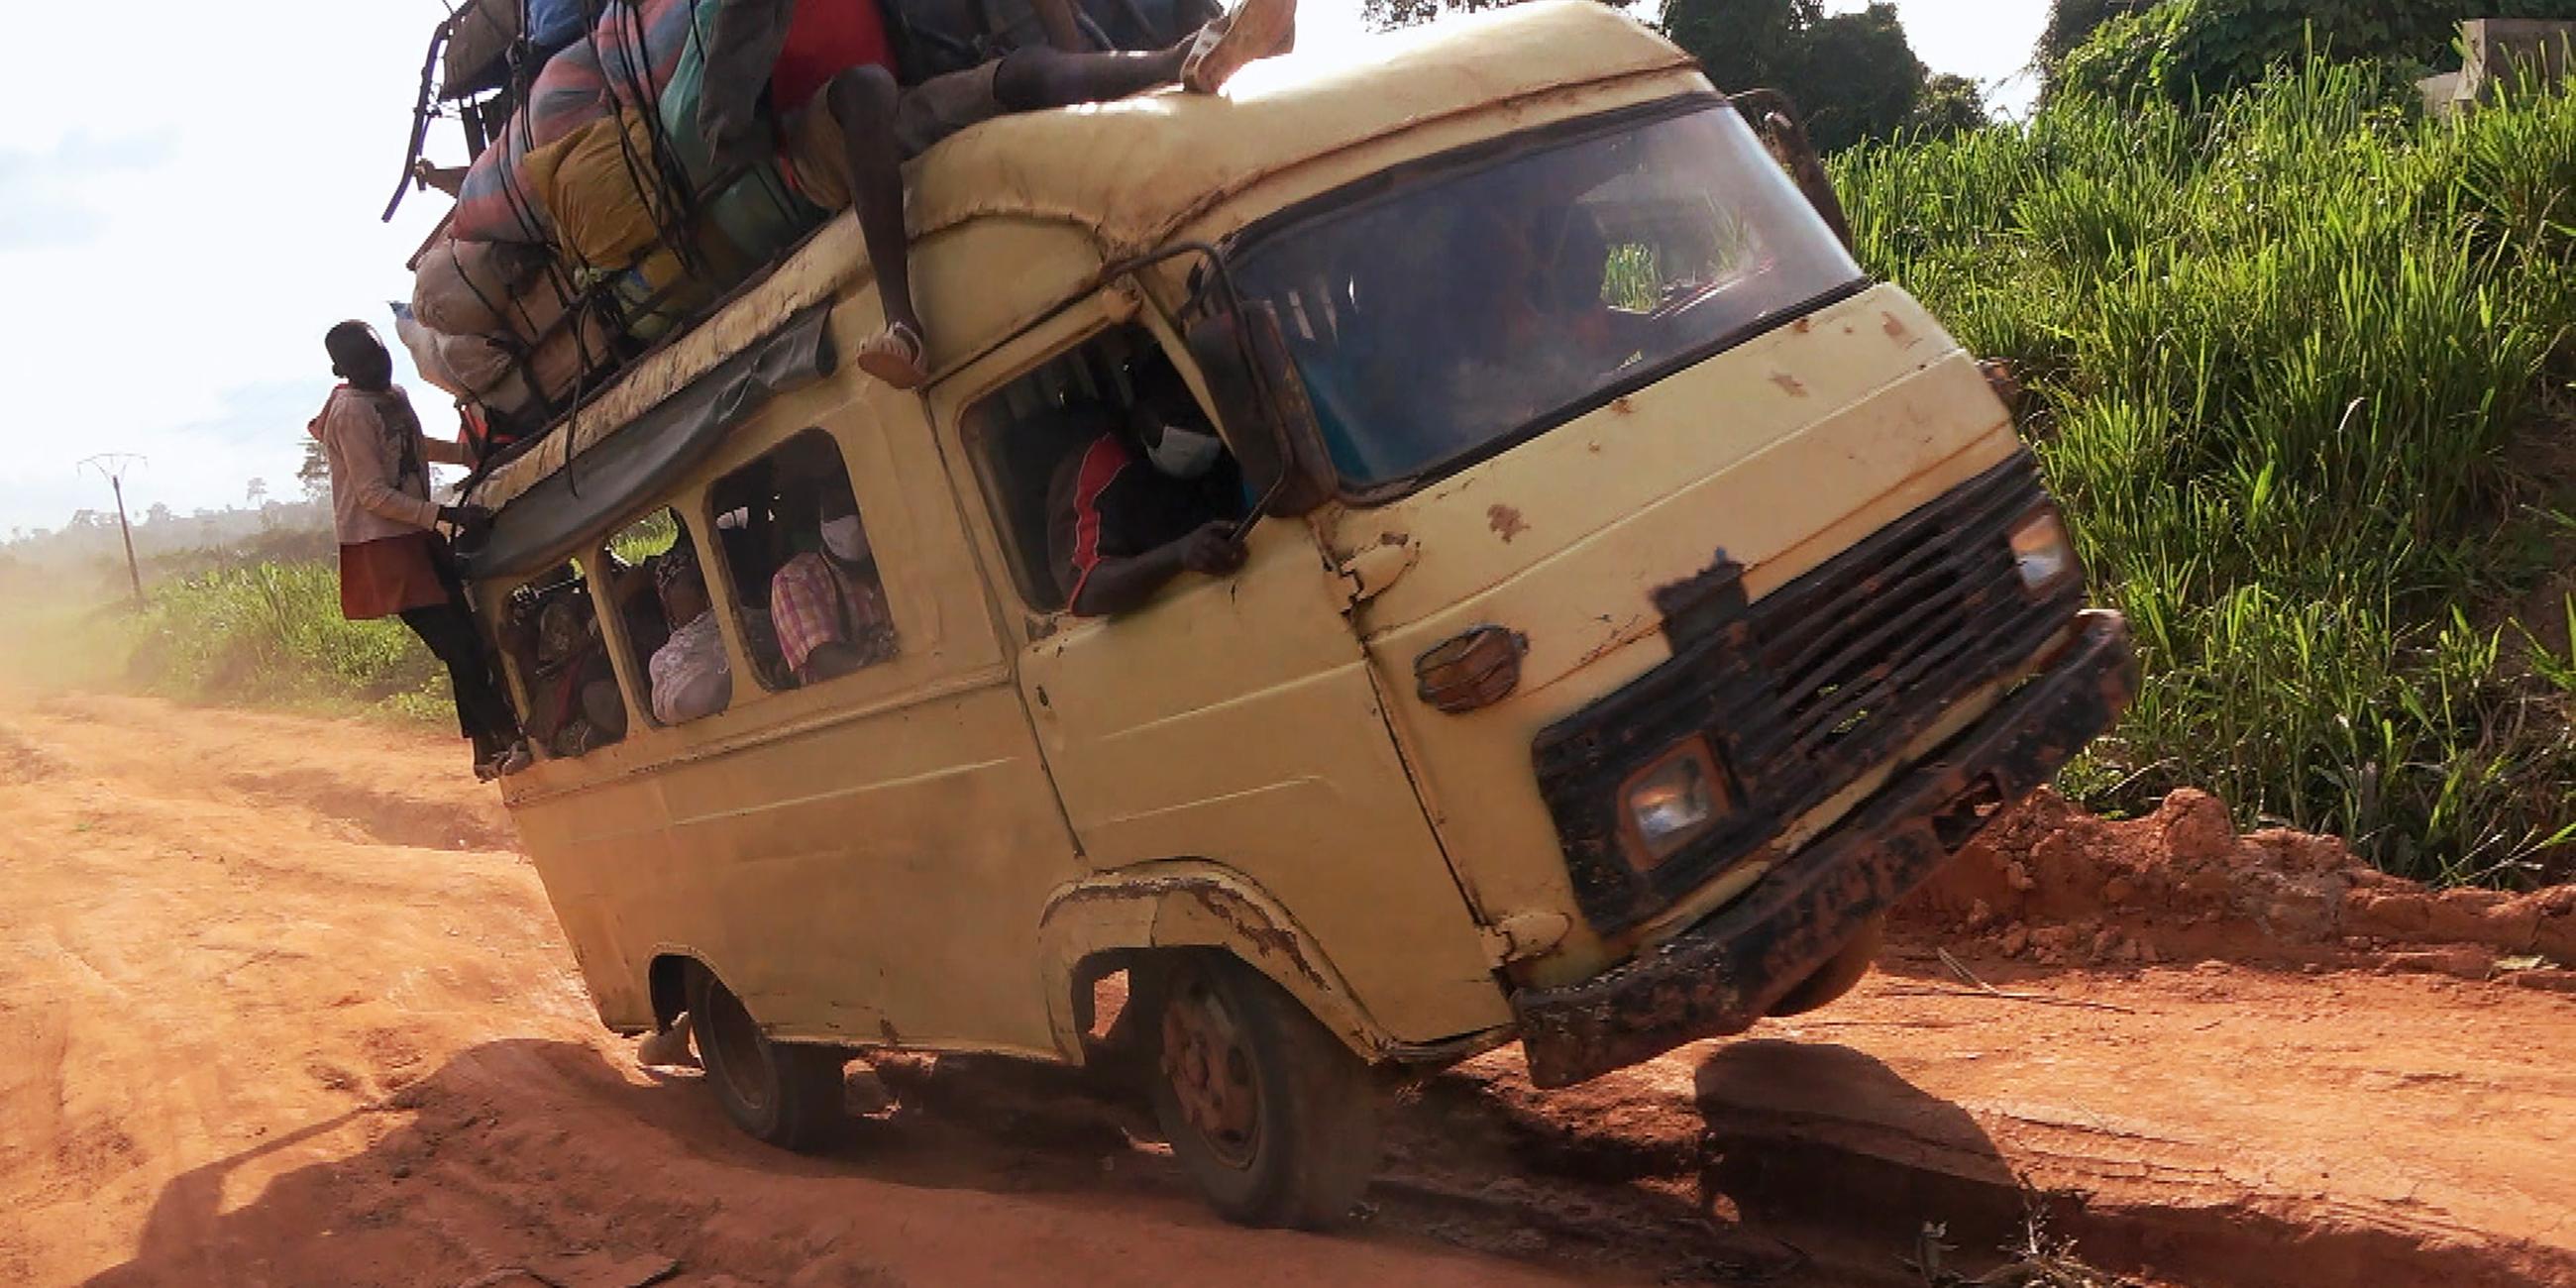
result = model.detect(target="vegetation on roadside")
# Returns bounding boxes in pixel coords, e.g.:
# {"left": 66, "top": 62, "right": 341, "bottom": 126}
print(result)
{"left": 2055, "top": 0, "right": 2576, "bottom": 104}
{"left": 1834, "top": 58, "right": 2576, "bottom": 881}
{"left": 110, "top": 560, "right": 454, "bottom": 724}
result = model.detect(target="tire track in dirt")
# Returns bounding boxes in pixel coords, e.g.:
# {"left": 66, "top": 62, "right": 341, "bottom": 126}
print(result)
{"left": 6, "top": 691, "right": 2576, "bottom": 1287}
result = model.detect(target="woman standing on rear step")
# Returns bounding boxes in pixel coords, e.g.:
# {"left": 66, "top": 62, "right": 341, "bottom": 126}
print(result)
{"left": 310, "top": 320, "right": 532, "bottom": 781}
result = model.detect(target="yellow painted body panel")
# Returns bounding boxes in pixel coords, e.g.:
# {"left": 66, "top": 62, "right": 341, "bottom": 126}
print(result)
{"left": 483, "top": 3, "right": 2066, "bottom": 1068}
{"left": 1327, "top": 286, "right": 2022, "bottom": 987}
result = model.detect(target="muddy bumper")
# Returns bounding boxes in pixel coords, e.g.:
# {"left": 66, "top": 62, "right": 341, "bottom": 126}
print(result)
{"left": 1511, "top": 610, "right": 2136, "bottom": 1089}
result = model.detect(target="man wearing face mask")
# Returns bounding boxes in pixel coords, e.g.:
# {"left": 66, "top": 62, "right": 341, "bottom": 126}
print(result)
{"left": 1046, "top": 354, "right": 1246, "bottom": 618}
{"left": 770, "top": 474, "right": 900, "bottom": 685}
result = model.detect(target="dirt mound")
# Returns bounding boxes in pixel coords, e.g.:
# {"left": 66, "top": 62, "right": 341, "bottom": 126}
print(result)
{"left": 1900, "top": 787, "right": 2576, "bottom": 984}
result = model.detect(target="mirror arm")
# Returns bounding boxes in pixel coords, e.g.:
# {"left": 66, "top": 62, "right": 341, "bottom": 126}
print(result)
{"left": 1730, "top": 89, "right": 1856, "bottom": 255}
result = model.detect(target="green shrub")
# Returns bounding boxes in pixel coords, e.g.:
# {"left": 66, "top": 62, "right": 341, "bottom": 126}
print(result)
{"left": 1835, "top": 59, "right": 2576, "bottom": 881}
{"left": 2057, "top": 0, "right": 2576, "bottom": 105}
{"left": 124, "top": 561, "right": 451, "bottom": 720}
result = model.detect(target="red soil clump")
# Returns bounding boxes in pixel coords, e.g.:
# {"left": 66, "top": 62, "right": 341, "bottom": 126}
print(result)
{"left": 1898, "top": 787, "right": 2576, "bottom": 986}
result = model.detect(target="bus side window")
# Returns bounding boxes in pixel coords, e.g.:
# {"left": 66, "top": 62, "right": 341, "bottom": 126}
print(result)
{"left": 603, "top": 508, "right": 735, "bottom": 726}
{"left": 498, "top": 564, "right": 627, "bottom": 758}
{"left": 709, "top": 429, "right": 898, "bottom": 691}
{"left": 963, "top": 326, "right": 1236, "bottom": 615}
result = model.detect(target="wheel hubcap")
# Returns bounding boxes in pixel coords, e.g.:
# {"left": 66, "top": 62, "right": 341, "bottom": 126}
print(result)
{"left": 1160, "top": 973, "right": 1260, "bottom": 1169}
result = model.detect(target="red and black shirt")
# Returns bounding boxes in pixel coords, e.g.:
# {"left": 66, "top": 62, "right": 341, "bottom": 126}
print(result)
{"left": 1045, "top": 414, "right": 1241, "bottom": 614}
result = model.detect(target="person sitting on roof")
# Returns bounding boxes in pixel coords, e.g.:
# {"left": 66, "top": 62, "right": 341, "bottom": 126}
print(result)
{"left": 770, "top": 475, "right": 900, "bottom": 685}
{"left": 647, "top": 544, "right": 734, "bottom": 724}
{"left": 698, "top": 0, "right": 1297, "bottom": 389}
{"left": 1047, "top": 353, "right": 1246, "bottom": 617}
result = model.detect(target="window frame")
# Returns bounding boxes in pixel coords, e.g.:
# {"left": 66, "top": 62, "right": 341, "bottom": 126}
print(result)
{"left": 497, "top": 564, "right": 631, "bottom": 762}
{"left": 592, "top": 499, "right": 747, "bottom": 731}
{"left": 700, "top": 426, "right": 900, "bottom": 695}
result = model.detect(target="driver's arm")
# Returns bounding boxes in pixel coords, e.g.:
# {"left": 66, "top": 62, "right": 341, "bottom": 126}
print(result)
{"left": 1066, "top": 523, "right": 1243, "bottom": 618}
{"left": 1050, "top": 435, "right": 1245, "bottom": 618}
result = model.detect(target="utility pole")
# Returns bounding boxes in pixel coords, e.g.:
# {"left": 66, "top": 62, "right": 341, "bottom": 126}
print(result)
{"left": 78, "top": 454, "right": 148, "bottom": 606}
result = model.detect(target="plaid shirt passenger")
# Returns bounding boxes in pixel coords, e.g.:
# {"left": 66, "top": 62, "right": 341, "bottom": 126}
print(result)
{"left": 770, "top": 551, "right": 897, "bottom": 679}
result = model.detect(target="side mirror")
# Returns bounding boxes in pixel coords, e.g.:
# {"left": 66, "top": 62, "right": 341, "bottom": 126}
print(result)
{"left": 1734, "top": 89, "right": 1856, "bottom": 255}
{"left": 1184, "top": 300, "right": 1338, "bottom": 518}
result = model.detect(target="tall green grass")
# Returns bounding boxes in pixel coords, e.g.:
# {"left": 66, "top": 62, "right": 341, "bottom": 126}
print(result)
{"left": 121, "top": 561, "right": 453, "bottom": 722}
{"left": 1835, "top": 60, "right": 2576, "bottom": 881}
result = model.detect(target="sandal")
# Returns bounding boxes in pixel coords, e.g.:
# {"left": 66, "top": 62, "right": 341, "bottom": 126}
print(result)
{"left": 476, "top": 739, "right": 535, "bottom": 782}
{"left": 853, "top": 321, "right": 929, "bottom": 389}
{"left": 1182, "top": 0, "right": 1298, "bottom": 94}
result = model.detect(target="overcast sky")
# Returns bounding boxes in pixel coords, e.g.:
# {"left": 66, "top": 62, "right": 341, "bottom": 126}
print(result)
{"left": 0, "top": 0, "right": 2046, "bottom": 537}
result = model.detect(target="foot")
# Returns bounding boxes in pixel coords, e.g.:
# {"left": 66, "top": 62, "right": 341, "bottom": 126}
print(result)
{"left": 1181, "top": 0, "right": 1298, "bottom": 94}
{"left": 639, "top": 1015, "right": 698, "bottom": 1068}
{"left": 853, "top": 321, "right": 928, "bottom": 389}
{"left": 475, "top": 739, "right": 534, "bottom": 781}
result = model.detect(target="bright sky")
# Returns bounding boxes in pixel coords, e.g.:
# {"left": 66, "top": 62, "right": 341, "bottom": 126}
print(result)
{"left": 0, "top": 0, "right": 2045, "bottom": 537}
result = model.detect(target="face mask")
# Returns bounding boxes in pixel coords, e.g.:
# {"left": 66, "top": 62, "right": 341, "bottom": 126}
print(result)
{"left": 1146, "top": 426, "right": 1223, "bottom": 481}
{"left": 820, "top": 514, "right": 870, "bottom": 564}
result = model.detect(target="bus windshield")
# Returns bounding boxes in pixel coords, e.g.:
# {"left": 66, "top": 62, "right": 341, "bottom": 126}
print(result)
{"left": 1230, "top": 101, "right": 1866, "bottom": 494}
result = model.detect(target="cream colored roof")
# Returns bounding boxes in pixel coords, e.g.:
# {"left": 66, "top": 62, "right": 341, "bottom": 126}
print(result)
{"left": 909, "top": 1, "right": 1698, "bottom": 251}
{"left": 470, "top": 1, "right": 1702, "bottom": 511}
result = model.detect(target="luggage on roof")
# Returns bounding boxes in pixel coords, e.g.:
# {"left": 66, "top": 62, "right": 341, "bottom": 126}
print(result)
{"left": 441, "top": 0, "right": 596, "bottom": 101}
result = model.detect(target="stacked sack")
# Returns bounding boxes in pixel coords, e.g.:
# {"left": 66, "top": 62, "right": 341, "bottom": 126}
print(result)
{"left": 409, "top": 0, "right": 831, "bottom": 462}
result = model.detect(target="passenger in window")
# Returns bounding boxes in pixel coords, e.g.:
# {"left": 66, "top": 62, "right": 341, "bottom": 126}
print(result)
{"left": 528, "top": 597, "right": 628, "bottom": 755}
{"left": 770, "top": 481, "right": 899, "bottom": 685}
{"left": 1047, "top": 355, "right": 1247, "bottom": 617}
{"left": 647, "top": 546, "right": 733, "bottom": 724}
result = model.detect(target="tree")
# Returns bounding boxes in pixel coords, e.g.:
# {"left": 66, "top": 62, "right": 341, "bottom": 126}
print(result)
{"left": 1909, "top": 73, "right": 1992, "bottom": 138}
{"left": 297, "top": 438, "right": 332, "bottom": 503}
{"left": 145, "top": 502, "right": 173, "bottom": 526}
{"left": 2055, "top": 0, "right": 2576, "bottom": 104}
{"left": 1661, "top": 0, "right": 1930, "bottom": 151}
{"left": 2038, "top": 0, "right": 2160, "bottom": 72}
{"left": 246, "top": 478, "right": 269, "bottom": 506}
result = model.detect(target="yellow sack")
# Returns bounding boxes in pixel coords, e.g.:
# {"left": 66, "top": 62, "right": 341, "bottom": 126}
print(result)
{"left": 524, "top": 110, "right": 680, "bottom": 272}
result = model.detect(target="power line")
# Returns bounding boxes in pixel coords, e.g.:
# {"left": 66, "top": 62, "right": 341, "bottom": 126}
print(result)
{"left": 77, "top": 454, "right": 150, "bottom": 606}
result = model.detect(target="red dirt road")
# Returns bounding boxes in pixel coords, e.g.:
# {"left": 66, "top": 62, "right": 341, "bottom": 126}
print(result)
{"left": 3, "top": 691, "right": 2572, "bottom": 1287}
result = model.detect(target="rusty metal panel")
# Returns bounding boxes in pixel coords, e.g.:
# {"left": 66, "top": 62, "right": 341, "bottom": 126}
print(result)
{"left": 1532, "top": 451, "right": 2081, "bottom": 935}
{"left": 1513, "top": 613, "right": 2136, "bottom": 1089}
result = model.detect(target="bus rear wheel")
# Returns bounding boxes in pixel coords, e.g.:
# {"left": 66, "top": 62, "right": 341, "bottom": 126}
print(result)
{"left": 687, "top": 966, "right": 848, "bottom": 1152}
{"left": 1143, "top": 952, "right": 1380, "bottom": 1229}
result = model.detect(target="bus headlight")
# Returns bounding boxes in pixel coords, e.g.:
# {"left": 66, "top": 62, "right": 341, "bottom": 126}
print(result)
{"left": 1619, "top": 737, "right": 1728, "bottom": 871}
{"left": 2009, "top": 508, "right": 2079, "bottom": 597}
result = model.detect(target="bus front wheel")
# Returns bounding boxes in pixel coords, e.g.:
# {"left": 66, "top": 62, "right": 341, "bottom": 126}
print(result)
{"left": 1143, "top": 952, "right": 1381, "bottom": 1228}
{"left": 687, "top": 966, "right": 848, "bottom": 1153}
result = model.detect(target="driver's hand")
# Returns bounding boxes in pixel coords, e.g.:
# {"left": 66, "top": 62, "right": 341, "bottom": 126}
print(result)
{"left": 1176, "top": 522, "right": 1249, "bottom": 577}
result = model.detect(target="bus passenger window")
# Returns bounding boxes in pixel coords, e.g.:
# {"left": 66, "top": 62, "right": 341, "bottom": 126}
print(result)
{"left": 500, "top": 565, "right": 627, "bottom": 758}
{"left": 709, "top": 429, "right": 897, "bottom": 691}
{"left": 605, "top": 509, "right": 737, "bottom": 726}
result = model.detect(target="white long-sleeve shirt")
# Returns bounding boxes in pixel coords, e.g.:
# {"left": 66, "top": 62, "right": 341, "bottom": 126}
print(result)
{"left": 648, "top": 610, "right": 732, "bottom": 725}
{"left": 312, "top": 383, "right": 465, "bottom": 545}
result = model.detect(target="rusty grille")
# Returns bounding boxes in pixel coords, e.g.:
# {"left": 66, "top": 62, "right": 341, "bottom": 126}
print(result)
{"left": 1533, "top": 451, "right": 2083, "bottom": 934}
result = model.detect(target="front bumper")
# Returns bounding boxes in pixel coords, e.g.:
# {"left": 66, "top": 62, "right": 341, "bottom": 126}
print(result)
{"left": 1511, "top": 610, "right": 2136, "bottom": 1089}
